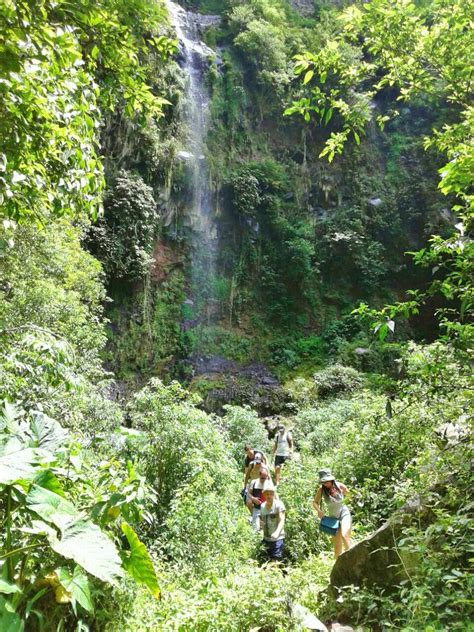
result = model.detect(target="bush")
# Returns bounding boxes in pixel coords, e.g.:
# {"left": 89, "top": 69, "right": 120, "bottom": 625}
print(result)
{"left": 284, "top": 377, "right": 318, "bottom": 410}
{"left": 90, "top": 170, "right": 158, "bottom": 279}
{"left": 187, "top": 325, "right": 254, "bottom": 363}
{"left": 222, "top": 404, "right": 271, "bottom": 466}
{"left": 312, "top": 364, "right": 364, "bottom": 398}
{"left": 336, "top": 339, "right": 404, "bottom": 375}
{"left": 162, "top": 471, "right": 252, "bottom": 576}
{"left": 269, "top": 334, "right": 325, "bottom": 370}
{"left": 126, "top": 380, "right": 233, "bottom": 523}
{"left": 295, "top": 395, "right": 378, "bottom": 456}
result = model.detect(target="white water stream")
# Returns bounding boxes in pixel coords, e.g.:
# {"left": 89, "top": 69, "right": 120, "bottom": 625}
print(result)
{"left": 167, "top": 1, "right": 220, "bottom": 321}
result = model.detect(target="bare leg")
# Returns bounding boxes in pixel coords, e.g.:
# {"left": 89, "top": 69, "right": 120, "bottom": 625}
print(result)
{"left": 332, "top": 531, "right": 343, "bottom": 559}
{"left": 340, "top": 514, "right": 352, "bottom": 551}
{"left": 251, "top": 507, "right": 261, "bottom": 531}
{"left": 246, "top": 499, "right": 253, "bottom": 514}
{"left": 275, "top": 465, "right": 281, "bottom": 485}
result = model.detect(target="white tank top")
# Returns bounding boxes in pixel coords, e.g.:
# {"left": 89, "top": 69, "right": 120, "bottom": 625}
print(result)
{"left": 275, "top": 432, "right": 291, "bottom": 456}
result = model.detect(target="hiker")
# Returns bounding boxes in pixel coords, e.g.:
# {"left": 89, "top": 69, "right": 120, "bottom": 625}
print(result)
{"left": 242, "top": 446, "right": 266, "bottom": 503}
{"left": 313, "top": 468, "right": 352, "bottom": 559}
{"left": 246, "top": 464, "right": 270, "bottom": 530}
{"left": 243, "top": 446, "right": 266, "bottom": 478}
{"left": 260, "top": 480, "right": 285, "bottom": 561}
{"left": 272, "top": 424, "right": 293, "bottom": 485}
{"left": 243, "top": 453, "right": 266, "bottom": 489}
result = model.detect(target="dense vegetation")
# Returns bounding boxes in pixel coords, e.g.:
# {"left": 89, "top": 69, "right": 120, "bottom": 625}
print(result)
{"left": 1, "top": 0, "right": 472, "bottom": 630}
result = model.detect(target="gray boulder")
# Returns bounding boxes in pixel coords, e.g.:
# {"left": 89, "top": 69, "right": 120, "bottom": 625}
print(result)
{"left": 330, "top": 496, "right": 433, "bottom": 590}
{"left": 290, "top": 602, "right": 328, "bottom": 631}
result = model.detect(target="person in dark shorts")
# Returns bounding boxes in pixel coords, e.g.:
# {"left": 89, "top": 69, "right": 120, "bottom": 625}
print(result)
{"left": 272, "top": 424, "right": 293, "bottom": 485}
{"left": 260, "top": 480, "right": 285, "bottom": 561}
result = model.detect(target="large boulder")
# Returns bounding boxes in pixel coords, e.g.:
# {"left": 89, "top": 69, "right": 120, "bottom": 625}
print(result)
{"left": 330, "top": 496, "right": 434, "bottom": 590}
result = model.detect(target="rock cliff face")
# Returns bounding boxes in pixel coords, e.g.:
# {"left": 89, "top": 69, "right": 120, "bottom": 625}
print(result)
{"left": 288, "top": 0, "right": 315, "bottom": 15}
{"left": 289, "top": 0, "right": 345, "bottom": 13}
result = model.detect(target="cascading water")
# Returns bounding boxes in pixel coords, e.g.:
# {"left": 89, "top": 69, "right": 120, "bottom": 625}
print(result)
{"left": 166, "top": 1, "right": 220, "bottom": 324}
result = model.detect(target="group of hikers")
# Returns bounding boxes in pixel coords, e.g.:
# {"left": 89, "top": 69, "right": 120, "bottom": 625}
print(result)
{"left": 242, "top": 424, "right": 352, "bottom": 563}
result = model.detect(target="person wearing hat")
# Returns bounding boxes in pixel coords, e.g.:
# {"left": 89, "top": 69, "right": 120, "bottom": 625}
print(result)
{"left": 243, "top": 453, "right": 267, "bottom": 506}
{"left": 272, "top": 424, "right": 293, "bottom": 485}
{"left": 313, "top": 469, "right": 352, "bottom": 559}
{"left": 246, "top": 464, "right": 271, "bottom": 529}
{"left": 243, "top": 446, "right": 267, "bottom": 483}
{"left": 260, "top": 480, "right": 285, "bottom": 561}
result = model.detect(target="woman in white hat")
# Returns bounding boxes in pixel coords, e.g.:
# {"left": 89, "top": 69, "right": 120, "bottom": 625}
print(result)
{"left": 313, "top": 468, "right": 352, "bottom": 559}
{"left": 260, "top": 480, "right": 285, "bottom": 561}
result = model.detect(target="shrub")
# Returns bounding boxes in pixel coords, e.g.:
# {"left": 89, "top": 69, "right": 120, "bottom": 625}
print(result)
{"left": 222, "top": 404, "right": 271, "bottom": 466}
{"left": 295, "top": 395, "right": 379, "bottom": 456}
{"left": 312, "top": 364, "right": 364, "bottom": 398}
{"left": 126, "top": 380, "right": 233, "bottom": 522}
{"left": 187, "top": 325, "right": 254, "bottom": 363}
{"left": 90, "top": 170, "right": 159, "bottom": 279}
{"left": 0, "top": 402, "right": 159, "bottom": 630}
{"left": 284, "top": 377, "right": 318, "bottom": 410}
{"left": 161, "top": 471, "right": 252, "bottom": 576}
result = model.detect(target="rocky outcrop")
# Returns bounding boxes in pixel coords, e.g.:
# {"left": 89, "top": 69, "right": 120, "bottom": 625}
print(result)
{"left": 189, "top": 357, "right": 290, "bottom": 415}
{"left": 289, "top": 0, "right": 315, "bottom": 15}
{"left": 330, "top": 496, "right": 434, "bottom": 590}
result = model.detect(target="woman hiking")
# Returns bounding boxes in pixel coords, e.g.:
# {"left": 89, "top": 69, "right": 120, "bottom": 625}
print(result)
{"left": 260, "top": 480, "right": 285, "bottom": 562}
{"left": 313, "top": 468, "right": 352, "bottom": 559}
{"left": 246, "top": 464, "right": 271, "bottom": 530}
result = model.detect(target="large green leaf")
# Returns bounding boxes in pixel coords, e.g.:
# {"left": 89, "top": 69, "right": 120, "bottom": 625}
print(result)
{"left": 26, "top": 485, "right": 123, "bottom": 584}
{"left": 121, "top": 522, "right": 160, "bottom": 599}
{"left": 50, "top": 519, "right": 124, "bottom": 584}
{"left": 0, "top": 580, "right": 21, "bottom": 595}
{"left": 0, "top": 440, "right": 52, "bottom": 485}
{"left": 33, "top": 470, "right": 65, "bottom": 496}
{"left": 0, "top": 596, "right": 24, "bottom": 632}
{"left": 0, "top": 401, "right": 21, "bottom": 432}
{"left": 28, "top": 412, "right": 68, "bottom": 452}
{"left": 57, "top": 566, "right": 93, "bottom": 614}
{"left": 26, "top": 485, "right": 76, "bottom": 530}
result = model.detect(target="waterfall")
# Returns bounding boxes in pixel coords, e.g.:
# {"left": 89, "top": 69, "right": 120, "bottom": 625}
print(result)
{"left": 166, "top": 1, "right": 220, "bottom": 324}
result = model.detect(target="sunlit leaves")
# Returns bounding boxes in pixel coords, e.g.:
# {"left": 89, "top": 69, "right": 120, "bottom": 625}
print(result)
{"left": 121, "top": 522, "right": 160, "bottom": 599}
{"left": 56, "top": 567, "right": 93, "bottom": 614}
{"left": 285, "top": 45, "right": 373, "bottom": 158}
{"left": 0, "top": 0, "right": 173, "bottom": 224}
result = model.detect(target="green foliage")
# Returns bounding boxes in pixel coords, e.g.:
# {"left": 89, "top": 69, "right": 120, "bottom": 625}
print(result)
{"left": 222, "top": 405, "right": 271, "bottom": 465}
{"left": 185, "top": 324, "right": 254, "bottom": 363}
{"left": 181, "top": 0, "right": 231, "bottom": 13}
{"left": 268, "top": 334, "right": 325, "bottom": 370}
{"left": 285, "top": 43, "right": 371, "bottom": 159}
{"left": 276, "top": 456, "right": 323, "bottom": 562}
{"left": 312, "top": 364, "right": 364, "bottom": 399}
{"left": 125, "top": 379, "right": 234, "bottom": 524}
{"left": 327, "top": 483, "right": 472, "bottom": 631}
{"left": 108, "top": 269, "right": 186, "bottom": 381}
{"left": 294, "top": 395, "right": 375, "bottom": 456}
{"left": 121, "top": 522, "right": 161, "bottom": 599}
{"left": 90, "top": 170, "right": 159, "bottom": 279}
{"left": 287, "top": 0, "right": 473, "bottom": 344}
{"left": 0, "top": 0, "right": 172, "bottom": 224}
{"left": 0, "top": 218, "right": 107, "bottom": 385}
{"left": 0, "top": 402, "right": 159, "bottom": 629}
